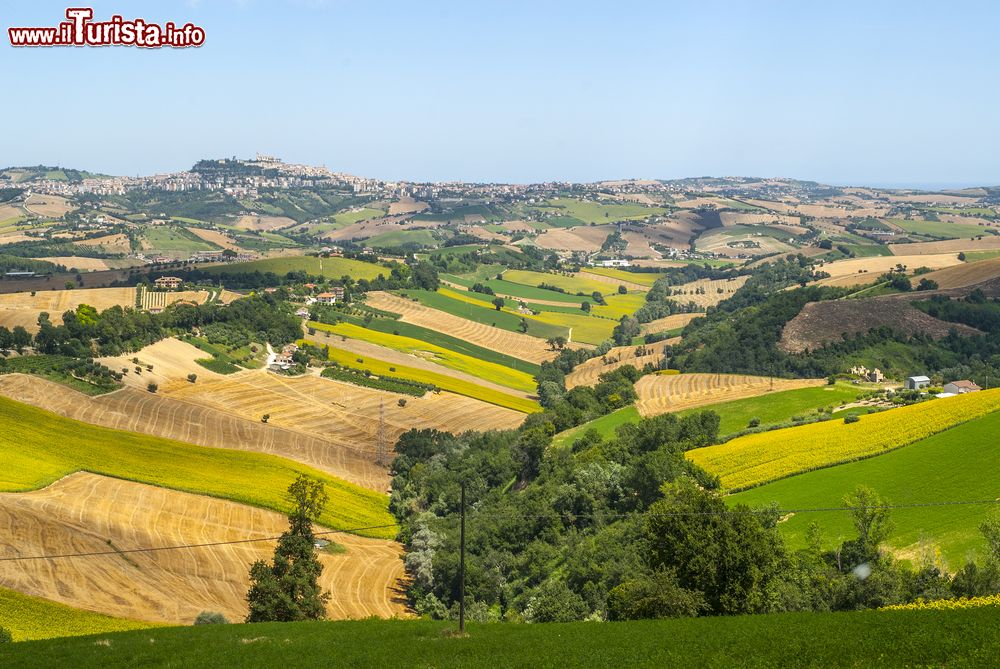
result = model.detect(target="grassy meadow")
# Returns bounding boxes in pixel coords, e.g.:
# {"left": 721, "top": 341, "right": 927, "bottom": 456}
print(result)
{"left": 204, "top": 255, "right": 390, "bottom": 281}
{"left": 0, "top": 588, "right": 158, "bottom": 642}
{"left": 503, "top": 269, "right": 618, "bottom": 296}
{"left": 4, "top": 609, "right": 1000, "bottom": 668}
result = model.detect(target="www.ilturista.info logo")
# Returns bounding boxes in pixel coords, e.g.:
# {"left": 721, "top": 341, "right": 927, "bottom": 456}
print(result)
{"left": 8, "top": 8, "right": 205, "bottom": 48}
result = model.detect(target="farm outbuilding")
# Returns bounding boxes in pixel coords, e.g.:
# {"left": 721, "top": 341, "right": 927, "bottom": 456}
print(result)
{"left": 943, "top": 380, "right": 982, "bottom": 395}
{"left": 905, "top": 375, "right": 931, "bottom": 390}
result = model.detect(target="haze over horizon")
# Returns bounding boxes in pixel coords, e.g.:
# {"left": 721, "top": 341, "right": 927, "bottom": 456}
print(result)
{"left": 2, "top": 0, "right": 999, "bottom": 186}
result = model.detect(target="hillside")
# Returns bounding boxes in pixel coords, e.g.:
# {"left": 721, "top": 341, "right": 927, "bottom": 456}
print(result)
{"left": 3, "top": 608, "right": 999, "bottom": 668}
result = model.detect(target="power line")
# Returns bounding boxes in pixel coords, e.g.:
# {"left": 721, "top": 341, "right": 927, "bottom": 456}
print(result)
{"left": 0, "top": 523, "right": 398, "bottom": 564}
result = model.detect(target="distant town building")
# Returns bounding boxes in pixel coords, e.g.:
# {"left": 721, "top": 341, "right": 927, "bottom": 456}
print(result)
{"left": 154, "top": 276, "right": 183, "bottom": 290}
{"left": 905, "top": 375, "right": 931, "bottom": 390}
{"left": 943, "top": 380, "right": 981, "bottom": 395}
{"left": 594, "top": 259, "right": 631, "bottom": 268}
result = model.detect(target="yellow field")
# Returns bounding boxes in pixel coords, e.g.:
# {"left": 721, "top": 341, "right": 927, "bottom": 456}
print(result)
{"left": 0, "top": 374, "right": 387, "bottom": 492}
{"left": 0, "top": 473, "right": 408, "bottom": 626}
{"left": 590, "top": 292, "right": 648, "bottom": 319}
{"left": 565, "top": 340, "right": 672, "bottom": 389}
{"left": 308, "top": 320, "right": 537, "bottom": 393}
{"left": 687, "top": 389, "right": 1000, "bottom": 490}
{"left": 635, "top": 373, "right": 825, "bottom": 417}
{"left": 525, "top": 310, "right": 616, "bottom": 345}
{"left": 0, "top": 287, "right": 136, "bottom": 332}
{"left": 305, "top": 338, "right": 540, "bottom": 413}
{"left": 579, "top": 268, "right": 660, "bottom": 289}
{"left": 366, "top": 291, "right": 556, "bottom": 365}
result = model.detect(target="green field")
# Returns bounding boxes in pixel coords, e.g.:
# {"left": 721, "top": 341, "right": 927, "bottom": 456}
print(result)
{"left": 144, "top": 226, "right": 219, "bottom": 253}
{"left": 525, "top": 310, "right": 616, "bottom": 345}
{"left": 963, "top": 250, "right": 1000, "bottom": 262}
{"left": 552, "top": 384, "right": 863, "bottom": 449}
{"left": 0, "top": 588, "right": 157, "bottom": 642}
{"left": 552, "top": 405, "right": 640, "bottom": 448}
{"left": 364, "top": 229, "right": 438, "bottom": 248}
{"left": 4, "top": 609, "right": 1000, "bottom": 667}
{"left": 890, "top": 218, "right": 980, "bottom": 240}
{"left": 531, "top": 198, "right": 670, "bottom": 225}
{"left": 590, "top": 292, "right": 646, "bottom": 319}
{"left": 332, "top": 207, "right": 385, "bottom": 227}
{"left": 580, "top": 268, "right": 664, "bottom": 287}
{"left": 400, "top": 289, "right": 568, "bottom": 340}
{"left": 927, "top": 206, "right": 997, "bottom": 217}
{"left": 838, "top": 243, "right": 894, "bottom": 257}
{"left": 732, "top": 412, "right": 1000, "bottom": 566}
{"left": 204, "top": 255, "right": 390, "bottom": 281}
{"left": 0, "top": 396, "right": 395, "bottom": 538}
{"left": 503, "top": 270, "right": 617, "bottom": 296}
{"left": 305, "top": 339, "right": 539, "bottom": 413}
{"left": 445, "top": 274, "right": 597, "bottom": 306}
{"left": 308, "top": 321, "right": 537, "bottom": 393}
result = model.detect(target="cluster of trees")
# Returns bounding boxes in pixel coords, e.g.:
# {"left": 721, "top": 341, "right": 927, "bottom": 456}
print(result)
{"left": 390, "top": 411, "right": 1000, "bottom": 623}
{"left": 30, "top": 293, "right": 300, "bottom": 358}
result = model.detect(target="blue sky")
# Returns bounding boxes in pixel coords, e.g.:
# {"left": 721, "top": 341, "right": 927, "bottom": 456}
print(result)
{"left": 2, "top": 0, "right": 999, "bottom": 186}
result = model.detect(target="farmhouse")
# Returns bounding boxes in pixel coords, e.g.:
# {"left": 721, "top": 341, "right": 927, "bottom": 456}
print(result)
{"left": 943, "top": 380, "right": 982, "bottom": 395}
{"left": 153, "top": 276, "right": 183, "bottom": 290}
{"left": 316, "top": 287, "right": 345, "bottom": 304}
{"left": 905, "top": 375, "right": 931, "bottom": 390}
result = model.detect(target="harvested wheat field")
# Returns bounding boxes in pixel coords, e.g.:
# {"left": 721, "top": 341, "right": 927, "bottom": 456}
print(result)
{"left": 888, "top": 236, "right": 1000, "bottom": 256}
{"left": 166, "top": 371, "right": 525, "bottom": 462}
{"left": 668, "top": 276, "right": 748, "bottom": 308}
{"left": 186, "top": 227, "right": 239, "bottom": 249}
{"left": 640, "top": 312, "right": 700, "bottom": 335}
{"left": 622, "top": 230, "right": 662, "bottom": 258}
{"left": 0, "top": 374, "right": 387, "bottom": 491}
{"left": 779, "top": 297, "right": 981, "bottom": 354}
{"left": 235, "top": 215, "right": 296, "bottom": 231}
{"left": 534, "top": 226, "right": 611, "bottom": 253}
{"left": 635, "top": 373, "right": 825, "bottom": 417}
{"left": 915, "top": 258, "right": 1000, "bottom": 289}
{"left": 566, "top": 340, "right": 673, "bottom": 389}
{"left": 30, "top": 257, "right": 119, "bottom": 272}
{"left": 0, "top": 473, "right": 407, "bottom": 625}
{"left": 811, "top": 254, "right": 961, "bottom": 287}
{"left": 365, "top": 291, "right": 557, "bottom": 365}
{"left": 0, "top": 287, "right": 136, "bottom": 332}
{"left": 98, "top": 338, "right": 224, "bottom": 392}
{"left": 719, "top": 212, "right": 802, "bottom": 228}
{"left": 388, "top": 197, "right": 429, "bottom": 215}
{"left": 74, "top": 233, "right": 131, "bottom": 252}
{"left": 23, "top": 194, "right": 74, "bottom": 218}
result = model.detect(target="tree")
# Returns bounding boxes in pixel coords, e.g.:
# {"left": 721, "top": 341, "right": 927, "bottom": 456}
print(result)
{"left": 581, "top": 301, "right": 591, "bottom": 313}
{"left": 916, "top": 278, "right": 939, "bottom": 291}
{"left": 246, "top": 475, "right": 331, "bottom": 622}
{"left": 187, "top": 373, "right": 198, "bottom": 383}
{"left": 958, "top": 252, "right": 967, "bottom": 261}
{"left": 607, "top": 569, "right": 707, "bottom": 620}
{"left": 617, "top": 284, "right": 628, "bottom": 294}
{"left": 518, "top": 318, "right": 529, "bottom": 333}
{"left": 262, "top": 413, "right": 271, "bottom": 423}
{"left": 842, "top": 485, "right": 893, "bottom": 563}
{"left": 492, "top": 297, "right": 504, "bottom": 311}
{"left": 64, "top": 281, "right": 74, "bottom": 290}
{"left": 147, "top": 382, "right": 158, "bottom": 393}
{"left": 980, "top": 510, "right": 1000, "bottom": 562}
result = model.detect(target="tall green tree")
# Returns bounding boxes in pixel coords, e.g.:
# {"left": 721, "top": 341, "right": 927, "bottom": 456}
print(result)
{"left": 246, "top": 475, "right": 331, "bottom": 622}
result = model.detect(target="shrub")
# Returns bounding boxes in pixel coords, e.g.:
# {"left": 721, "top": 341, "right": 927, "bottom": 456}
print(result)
{"left": 147, "top": 382, "right": 158, "bottom": 393}
{"left": 748, "top": 417, "right": 760, "bottom": 428}
{"left": 193, "top": 611, "right": 229, "bottom": 625}
{"left": 844, "top": 414, "right": 860, "bottom": 424}
{"left": 398, "top": 398, "right": 407, "bottom": 407}
{"left": 187, "top": 373, "right": 197, "bottom": 383}
{"left": 0, "top": 625, "right": 11, "bottom": 643}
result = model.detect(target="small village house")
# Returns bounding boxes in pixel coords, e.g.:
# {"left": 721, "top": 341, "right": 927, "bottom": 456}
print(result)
{"left": 316, "top": 286, "right": 345, "bottom": 304}
{"left": 943, "top": 380, "right": 982, "bottom": 395}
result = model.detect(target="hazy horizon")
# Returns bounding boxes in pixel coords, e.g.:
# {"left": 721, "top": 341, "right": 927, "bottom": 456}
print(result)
{"left": 3, "top": 1, "right": 1000, "bottom": 186}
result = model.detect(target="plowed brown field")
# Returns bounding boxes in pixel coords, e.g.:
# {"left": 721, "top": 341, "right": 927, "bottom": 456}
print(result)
{"left": 634, "top": 373, "right": 825, "bottom": 417}
{"left": 915, "top": 258, "right": 1000, "bottom": 289}
{"left": 365, "top": 291, "right": 556, "bottom": 364}
{"left": 0, "top": 473, "right": 408, "bottom": 625}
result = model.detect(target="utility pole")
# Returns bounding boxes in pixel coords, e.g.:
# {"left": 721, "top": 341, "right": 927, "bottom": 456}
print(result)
{"left": 374, "top": 400, "right": 389, "bottom": 467}
{"left": 459, "top": 481, "right": 466, "bottom": 634}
